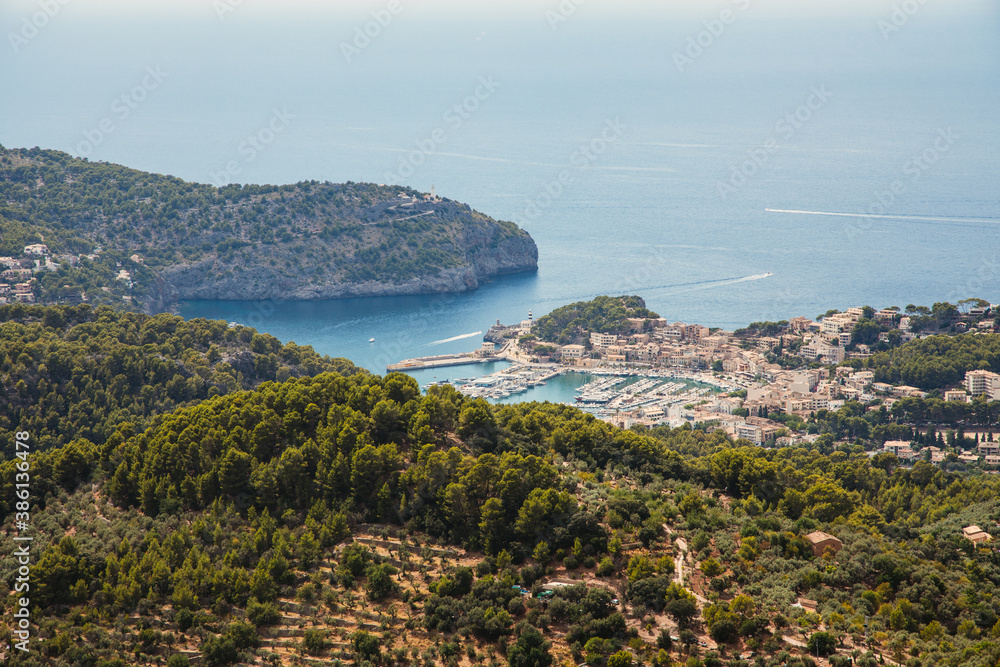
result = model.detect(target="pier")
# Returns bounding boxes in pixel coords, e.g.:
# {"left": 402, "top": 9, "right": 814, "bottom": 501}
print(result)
{"left": 386, "top": 353, "right": 501, "bottom": 372}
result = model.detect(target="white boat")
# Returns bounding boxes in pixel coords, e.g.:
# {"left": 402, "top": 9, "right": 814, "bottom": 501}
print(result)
{"left": 369, "top": 337, "right": 375, "bottom": 343}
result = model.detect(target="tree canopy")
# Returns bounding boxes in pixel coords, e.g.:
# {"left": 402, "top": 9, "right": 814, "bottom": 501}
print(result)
{"left": 532, "top": 296, "right": 659, "bottom": 344}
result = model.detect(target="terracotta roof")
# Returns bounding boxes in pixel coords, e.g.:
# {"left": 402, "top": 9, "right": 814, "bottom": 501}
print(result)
{"left": 804, "top": 531, "right": 841, "bottom": 544}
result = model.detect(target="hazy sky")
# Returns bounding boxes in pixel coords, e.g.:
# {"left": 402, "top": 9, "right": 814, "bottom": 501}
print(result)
{"left": 2, "top": 0, "right": 997, "bottom": 187}
{"left": 3, "top": 0, "right": 996, "bottom": 20}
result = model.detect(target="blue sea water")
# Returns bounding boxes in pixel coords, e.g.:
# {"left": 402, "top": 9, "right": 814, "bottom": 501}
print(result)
{"left": 2, "top": 1, "right": 999, "bottom": 381}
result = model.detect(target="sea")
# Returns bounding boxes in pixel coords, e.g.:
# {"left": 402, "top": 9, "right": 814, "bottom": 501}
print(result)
{"left": 3, "top": 0, "right": 999, "bottom": 400}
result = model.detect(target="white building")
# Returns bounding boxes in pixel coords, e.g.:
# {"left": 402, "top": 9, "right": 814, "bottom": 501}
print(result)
{"left": 590, "top": 332, "right": 617, "bottom": 348}
{"left": 736, "top": 423, "right": 764, "bottom": 445}
{"left": 965, "top": 370, "right": 1000, "bottom": 398}
{"left": 23, "top": 243, "right": 50, "bottom": 256}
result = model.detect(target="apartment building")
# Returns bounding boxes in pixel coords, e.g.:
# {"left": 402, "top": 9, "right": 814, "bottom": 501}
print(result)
{"left": 660, "top": 324, "right": 684, "bottom": 340}
{"left": 788, "top": 316, "right": 812, "bottom": 333}
{"left": 736, "top": 423, "right": 764, "bottom": 445}
{"left": 965, "top": 370, "right": 1000, "bottom": 397}
{"left": 590, "top": 332, "right": 618, "bottom": 348}
{"left": 800, "top": 338, "right": 845, "bottom": 364}
{"left": 684, "top": 324, "right": 710, "bottom": 342}
{"left": 625, "top": 317, "right": 648, "bottom": 333}
{"left": 820, "top": 311, "right": 860, "bottom": 336}
{"left": 978, "top": 442, "right": 1000, "bottom": 457}
{"left": 883, "top": 440, "right": 916, "bottom": 459}
{"left": 875, "top": 309, "right": 898, "bottom": 324}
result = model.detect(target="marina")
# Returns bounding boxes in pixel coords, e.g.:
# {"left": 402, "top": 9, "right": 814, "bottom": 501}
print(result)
{"left": 574, "top": 375, "right": 724, "bottom": 422}
{"left": 393, "top": 328, "right": 742, "bottom": 413}
{"left": 449, "top": 364, "right": 564, "bottom": 400}
{"left": 426, "top": 361, "right": 739, "bottom": 419}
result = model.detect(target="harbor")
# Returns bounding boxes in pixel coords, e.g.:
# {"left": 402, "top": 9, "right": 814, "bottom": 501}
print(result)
{"left": 410, "top": 358, "right": 738, "bottom": 415}
{"left": 391, "top": 328, "right": 741, "bottom": 412}
{"left": 569, "top": 371, "right": 734, "bottom": 423}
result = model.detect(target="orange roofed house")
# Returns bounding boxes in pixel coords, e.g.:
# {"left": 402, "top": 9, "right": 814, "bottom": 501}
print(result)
{"left": 963, "top": 525, "right": 993, "bottom": 545}
{"left": 804, "top": 531, "right": 843, "bottom": 557}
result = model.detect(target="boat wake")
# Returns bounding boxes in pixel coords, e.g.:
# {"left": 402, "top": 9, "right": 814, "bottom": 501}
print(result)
{"left": 560, "top": 272, "right": 775, "bottom": 304}
{"left": 729, "top": 272, "right": 773, "bottom": 284}
{"left": 765, "top": 208, "right": 998, "bottom": 225}
{"left": 664, "top": 272, "right": 773, "bottom": 294}
{"left": 427, "top": 331, "right": 483, "bottom": 346}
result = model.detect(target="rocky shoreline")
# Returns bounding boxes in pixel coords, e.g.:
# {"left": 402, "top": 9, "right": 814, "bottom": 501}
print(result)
{"left": 144, "top": 232, "right": 538, "bottom": 313}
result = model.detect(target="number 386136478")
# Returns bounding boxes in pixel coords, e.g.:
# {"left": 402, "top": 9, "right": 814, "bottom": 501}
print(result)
{"left": 14, "top": 431, "right": 31, "bottom": 517}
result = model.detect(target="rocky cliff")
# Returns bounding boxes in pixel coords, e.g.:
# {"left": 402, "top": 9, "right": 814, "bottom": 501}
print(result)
{"left": 144, "top": 227, "right": 538, "bottom": 312}
{"left": 0, "top": 146, "right": 538, "bottom": 313}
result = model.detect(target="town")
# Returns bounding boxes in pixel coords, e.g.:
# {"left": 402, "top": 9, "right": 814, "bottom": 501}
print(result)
{"left": 403, "top": 300, "right": 1000, "bottom": 471}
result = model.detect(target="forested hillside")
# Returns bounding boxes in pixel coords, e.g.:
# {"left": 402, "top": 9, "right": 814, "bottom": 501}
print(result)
{"left": 0, "top": 303, "right": 358, "bottom": 457}
{"left": 0, "top": 146, "right": 537, "bottom": 311}
{"left": 3, "top": 307, "right": 1000, "bottom": 667}
{"left": 847, "top": 333, "right": 1000, "bottom": 390}
{"left": 532, "top": 296, "right": 659, "bottom": 345}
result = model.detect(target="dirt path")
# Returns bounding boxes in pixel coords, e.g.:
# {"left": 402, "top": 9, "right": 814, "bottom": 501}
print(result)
{"left": 672, "top": 535, "right": 709, "bottom": 605}
{"left": 672, "top": 535, "right": 686, "bottom": 586}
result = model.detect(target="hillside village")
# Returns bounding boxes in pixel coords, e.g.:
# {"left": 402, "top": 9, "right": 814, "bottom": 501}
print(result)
{"left": 0, "top": 243, "right": 56, "bottom": 304}
{"left": 0, "top": 243, "right": 138, "bottom": 306}
{"left": 498, "top": 302, "right": 1000, "bottom": 468}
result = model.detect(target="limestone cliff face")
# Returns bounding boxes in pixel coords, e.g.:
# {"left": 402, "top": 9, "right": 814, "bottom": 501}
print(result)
{"left": 143, "top": 219, "right": 538, "bottom": 313}
{"left": 462, "top": 218, "right": 540, "bottom": 280}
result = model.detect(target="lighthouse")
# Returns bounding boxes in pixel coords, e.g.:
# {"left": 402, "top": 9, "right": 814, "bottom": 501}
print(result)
{"left": 520, "top": 309, "right": 534, "bottom": 334}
